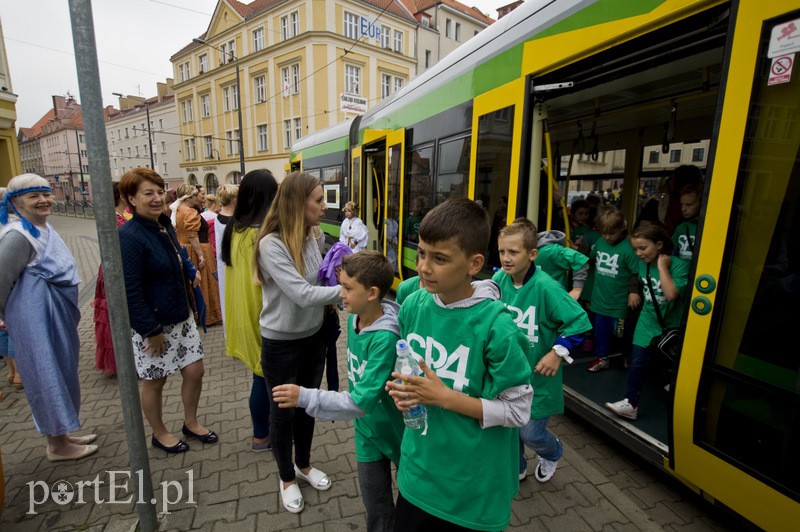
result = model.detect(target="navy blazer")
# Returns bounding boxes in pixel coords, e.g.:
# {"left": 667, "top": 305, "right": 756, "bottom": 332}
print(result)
{"left": 119, "top": 212, "right": 196, "bottom": 337}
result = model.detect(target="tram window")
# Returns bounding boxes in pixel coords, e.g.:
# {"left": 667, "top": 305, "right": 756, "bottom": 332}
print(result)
{"left": 696, "top": 16, "right": 800, "bottom": 497}
{"left": 404, "top": 144, "right": 433, "bottom": 244}
{"left": 436, "top": 134, "right": 471, "bottom": 204}
{"left": 475, "top": 106, "right": 514, "bottom": 268}
{"left": 323, "top": 166, "right": 343, "bottom": 220}
{"left": 386, "top": 144, "right": 401, "bottom": 273}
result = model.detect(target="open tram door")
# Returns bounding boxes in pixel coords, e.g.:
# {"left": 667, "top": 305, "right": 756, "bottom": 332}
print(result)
{"left": 385, "top": 129, "right": 406, "bottom": 285}
{"left": 359, "top": 133, "right": 388, "bottom": 259}
{"left": 671, "top": 3, "right": 800, "bottom": 529}
{"left": 471, "top": 78, "right": 526, "bottom": 271}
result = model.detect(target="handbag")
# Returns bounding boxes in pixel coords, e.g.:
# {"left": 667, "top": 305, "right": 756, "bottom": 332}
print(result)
{"left": 645, "top": 263, "right": 681, "bottom": 362}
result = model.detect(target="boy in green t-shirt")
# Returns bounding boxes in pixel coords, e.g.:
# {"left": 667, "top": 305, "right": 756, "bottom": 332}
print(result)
{"left": 385, "top": 198, "right": 533, "bottom": 531}
{"left": 493, "top": 218, "right": 592, "bottom": 483}
{"left": 272, "top": 252, "right": 404, "bottom": 529}
{"left": 586, "top": 208, "right": 642, "bottom": 372}
{"left": 536, "top": 230, "right": 590, "bottom": 300}
{"left": 672, "top": 184, "right": 702, "bottom": 261}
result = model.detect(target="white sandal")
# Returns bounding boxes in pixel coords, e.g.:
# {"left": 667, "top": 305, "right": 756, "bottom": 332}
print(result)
{"left": 279, "top": 480, "right": 304, "bottom": 513}
{"left": 294, "top": 465, "right": 332, "bottom": 491}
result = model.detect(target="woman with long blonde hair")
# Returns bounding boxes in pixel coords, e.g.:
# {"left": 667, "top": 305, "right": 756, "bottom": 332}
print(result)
{"left": 255, "top": 172, "right": 341, "bottom": 514}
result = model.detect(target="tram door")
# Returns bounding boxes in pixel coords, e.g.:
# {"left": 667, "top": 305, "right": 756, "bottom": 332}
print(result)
{"left": 385, "top": 129, "right": 405, "bottom": 282}
{"left": 672, "top": 3, "right": 800, "bottom": 529}
{"left": 471, "top": 78, "right": 526, "bottom": 271}
{"left": 362, "top": 140, "right": 386, "bottom": 254}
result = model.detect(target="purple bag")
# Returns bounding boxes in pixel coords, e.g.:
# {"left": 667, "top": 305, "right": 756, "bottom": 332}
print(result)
{"left": 318, "top": 242, "right": 353, "bottom": 286}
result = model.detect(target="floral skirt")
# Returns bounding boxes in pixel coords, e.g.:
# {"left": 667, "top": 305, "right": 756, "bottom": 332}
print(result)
{"left": 132, "top": 316, "right": 204, "bottom": 380}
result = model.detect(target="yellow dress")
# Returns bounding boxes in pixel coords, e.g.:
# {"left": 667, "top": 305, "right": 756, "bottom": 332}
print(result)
{"left": 224, "top": 227, "right": 263, "bottom": 375}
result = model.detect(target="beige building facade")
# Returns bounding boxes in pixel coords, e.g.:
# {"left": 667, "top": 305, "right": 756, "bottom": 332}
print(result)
{"left": 414, "top": 0, "right": 492, "bottom": 73}
{"left": 0, "top": 17, "right": 21, "bottom": 187}
{"left": 170, "top": 0, "right": 419, "bottom": 187}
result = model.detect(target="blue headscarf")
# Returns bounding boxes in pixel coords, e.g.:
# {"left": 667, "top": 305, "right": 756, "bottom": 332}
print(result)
{"left": 0, "top": 185, "right": 53, "bottom": 238}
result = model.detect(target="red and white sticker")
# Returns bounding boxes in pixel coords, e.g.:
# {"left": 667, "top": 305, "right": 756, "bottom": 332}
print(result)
{"left": 768, "top": 54, "right": 794, "bottom": 86}
{"left": 769, "top": 18, "right": 800, "bottom": 58}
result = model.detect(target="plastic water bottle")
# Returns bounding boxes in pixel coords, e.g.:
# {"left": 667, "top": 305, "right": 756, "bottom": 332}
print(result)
{"left": 395, "top": 339, "right": 427, "bottom": 430}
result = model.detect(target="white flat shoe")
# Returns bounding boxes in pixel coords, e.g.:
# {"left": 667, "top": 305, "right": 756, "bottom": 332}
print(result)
{"left": 69, "top": 434, "right": 98, "bottom": 445}
{"left": 294, "top": 465, "right": 332, "bottom": 491}
{"left": 46, "top": 444, "right": 98, "bottom": 462}
{"left": 279, "top": 481, "right": 304, "bottom": 513}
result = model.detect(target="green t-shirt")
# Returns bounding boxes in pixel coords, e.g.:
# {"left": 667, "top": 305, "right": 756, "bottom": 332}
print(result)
{"left": 493, "top": 269, "right": 592, "bottom": 419}
{"left": 536, "top": 243, "right": 589, "bottom": 290}
{"left": 347, "top": 315, "right": 405, "bottom": 464}
{"left": 396, "top": 289, "right": 531, "bottom": 531}
{"left": 672, "top": 220, "right": 697, "bottom": 261}
{"left": 589, "top": 237, "right": 640, "bottom": 319}
{"left": 633, "top": 258, "right": 689, "bottom": 348}
{"left": 395, "top": 275, "right": 422, "bottom": 305}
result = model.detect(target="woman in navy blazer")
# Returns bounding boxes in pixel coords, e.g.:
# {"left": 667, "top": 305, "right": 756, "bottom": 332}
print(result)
{"left": 118, "top": 168, "right": 218, "bottom": 453}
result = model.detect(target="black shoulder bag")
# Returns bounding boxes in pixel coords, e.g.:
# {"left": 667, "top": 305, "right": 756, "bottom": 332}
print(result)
{"left": 645, "top": 263, "right": 681, "bottom": 363}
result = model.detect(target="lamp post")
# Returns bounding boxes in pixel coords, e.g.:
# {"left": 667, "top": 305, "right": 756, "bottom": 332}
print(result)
{"left": 112, "top": 92, "right": 155, "bottom": 170}
{"left": 192, "top": 38, "right": 245, "bottom": 177}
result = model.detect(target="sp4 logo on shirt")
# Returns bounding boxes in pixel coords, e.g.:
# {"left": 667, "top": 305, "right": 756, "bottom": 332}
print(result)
{"left": 642, "top": 277, "right": 667, "bottom": 305}
{"left": 678, "top": 235, "right": 695, "bottom": 257}
{"left": 406, "top": 333, "right": 470, "bottom": 392}
{"left": 596, "top": 251, "right": 620, "bottom": 276}
{"left": 347, "top": 349, "right": 367, "bottom": 383}
{"left": 503, "top": 304, "right": 539, "bottom": 344}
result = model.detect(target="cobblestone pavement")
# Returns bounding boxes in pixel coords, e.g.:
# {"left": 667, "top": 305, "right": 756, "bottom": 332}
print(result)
{"left": 0, "top": 215, "right": 737, "bottom": 531}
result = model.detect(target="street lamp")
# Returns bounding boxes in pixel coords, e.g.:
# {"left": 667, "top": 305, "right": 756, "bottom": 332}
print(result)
{"left": 112, "top": 92, "right": 155, "bottom": 170}
{"left": 192, "top": 37, "right": 245, "bottom": 177}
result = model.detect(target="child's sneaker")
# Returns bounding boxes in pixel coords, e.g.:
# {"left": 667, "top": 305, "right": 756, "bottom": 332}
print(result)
{"left": 605, "top": 398, "right": 638, "bottom": 420}
{"left": 519, "top": 469, "right": 527, "bottom": 481}
{"left": 534, "top": 457, "right": 558, "bottom": 483}
{"left": 586, "top": 357, "right": 609, "bottom": 372}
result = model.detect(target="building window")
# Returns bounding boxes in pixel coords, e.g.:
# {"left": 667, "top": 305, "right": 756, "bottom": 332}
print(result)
{"left": 163, "top": 162, "right": 168, "bottom": 174}
{"left": 254, "top": 75, "right": 266, "bottom": 103}
{"left": 692, "top": 147, "right": 705, "bottom": 162}
{"left": 291, "top": 11, "right": 299, "bottom": 36}
{"left": 670, "top": 149, "right": 682, "bottom": 163}
{"left": 281, "top": 15, "right": 289, "bottom": 40}
{"left": 455, "top": 22, "right": 461, "bottom": 41}
{"left": 125, "top": 127, "right": 129, "bottom": 139}
{"left": 205, "top": 136, "right": 213, "bottom": 159}
{"left": 257, "top": 124, "right": 268, "bottom": 151}
{"left": 281, "top": 11, "right": 299, "bottom": 40}
{"left": 345, "top": 64, "right": 361, "bottom": 95}
{"left": 394, "top": 30, "right": 403, "bottom": 53}
{"left": 445, "top": 18, "right": 452, "bottom": 38}
{"left": 159, "top": 119, "right": 163, "bottom": 130}
{"left": 220, "top": 39, "right": 236, "bottom": 64}
{"left": 381, "top": 74, "right": 391, "bottom": 99}
{"left": 79, "top": 134, "right": 85, "bottom": 143}
{"left": 284, "top": 119, "right": 292, "bottom": 148}
{"left": 344, "top": 12, "right": 359, "bottom": 40}
{"left": 184, "top": 138, "right": 196, "bottom": 161}
{"left": 223, "top": 86, "right": 239, "bottom": 111}
{"left": 648, "top": 150, "right": 659, "bottom": 164}
{"left": 294, "top": 118, "right": 302, "bottom": 141}
{"left": 253, "top": 27, "right": 265, "bottom": 51}
{"left": 161, "top": 141, "right": 166, "bottom": 153}
{"left": 394, "top": 77, "right": 404, "bottom": 92}
{"left": 425, "top": 50, "right": 431, "bottom": 68}
{"left": 226, "top": 130, "right": 239, "bottom": 155}
{"left": 178, "top": 61, "right": 190, "bottom": 82}
{"left": 201, "top": 94, "right": 210, "bottom": 117}
{"left": 181, "top": 99, "right": 193, "bottom": 123}
{"left": 199, "top": 53, "right": 209, "bottom": 73}
{"left": 291, "top": 64, "right": 300, "bottom": 93}
{"left": 381, "top": 26, "right": 390, "bottom": 48}
{"left": 282, "top": 65, "right": 300, "bottom": 95}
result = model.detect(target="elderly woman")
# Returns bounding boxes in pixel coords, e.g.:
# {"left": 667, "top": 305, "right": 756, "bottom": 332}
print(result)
{"left": 118, "top": 168, "right": 217, "bottom": 453}
{"left": 0, "top": 174, "right": 97, "bottom": 461}
{"left": 174, "top": 184, "right": 222, "bottom": 326}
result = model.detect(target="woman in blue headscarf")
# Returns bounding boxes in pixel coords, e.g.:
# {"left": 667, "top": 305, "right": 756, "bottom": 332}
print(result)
{"left": 0, "top": 174, "right": 97, "bottom": 461}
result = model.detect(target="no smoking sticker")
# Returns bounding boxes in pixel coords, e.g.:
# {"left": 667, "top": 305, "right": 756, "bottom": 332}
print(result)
{"left": 768, "top": 54, "right": 794, "bottom": 86}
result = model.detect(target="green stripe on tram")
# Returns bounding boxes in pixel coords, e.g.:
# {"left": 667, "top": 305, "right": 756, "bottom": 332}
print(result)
{"left": 321, "top": 221, "right": 340, "bottom": 238}
{"left": 301, "top": 136, "right": 349, "bottom": 160}
{"left": 531, "top": 0, "right": 668, "bottom": 41}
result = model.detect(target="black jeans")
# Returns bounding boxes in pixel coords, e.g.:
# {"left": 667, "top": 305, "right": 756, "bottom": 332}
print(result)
{"left": 262, "top": 331, "right": 326, "bottom": 482}
{"left": 394, "top": 493, "right": 484, "bottom": 531}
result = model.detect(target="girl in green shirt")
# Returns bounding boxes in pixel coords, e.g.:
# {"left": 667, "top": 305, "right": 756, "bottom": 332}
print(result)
{"left": 605, "top": 225, "right": 688, "bottom": 420}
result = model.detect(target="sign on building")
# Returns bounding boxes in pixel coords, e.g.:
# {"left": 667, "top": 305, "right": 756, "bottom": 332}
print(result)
{"left": 340, "top": 93, "right": 368, "bottom": 115}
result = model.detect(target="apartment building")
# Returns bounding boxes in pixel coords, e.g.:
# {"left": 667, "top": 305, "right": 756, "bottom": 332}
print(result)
{"left": 0, "top": 16, "right": 21, "bottom": 186}
{"left": 414, "top": 0, "right": 493, "bottom": 73}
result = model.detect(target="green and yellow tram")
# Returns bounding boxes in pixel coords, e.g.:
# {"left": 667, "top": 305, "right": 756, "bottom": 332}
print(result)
{"left": 291, "top": 1, "right": 800, "bottom": 528}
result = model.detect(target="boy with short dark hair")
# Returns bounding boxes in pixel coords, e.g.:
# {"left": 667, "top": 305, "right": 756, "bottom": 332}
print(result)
{"left": 386, "top": 198, "right": 533, "bottom": 531}
{"left": 493, "top": 218, "right": 592, "bottom": 482}
{"left": 272, "top": 251, "right": 403, "bottom": 532}
{"left": 672, "top": 184, "right": 703, "bottom": 261}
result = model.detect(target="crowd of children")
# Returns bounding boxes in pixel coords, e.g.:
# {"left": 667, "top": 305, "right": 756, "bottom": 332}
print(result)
{"left": 267, "top": 170, "right": 701, "bottom": 530}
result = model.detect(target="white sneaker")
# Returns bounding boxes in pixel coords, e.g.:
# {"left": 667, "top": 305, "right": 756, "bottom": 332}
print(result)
{"left": 519, "top": 469, "right": 527, "bottom": 481}
{"left": 534, "top": 457, "right": 558, "bottom": 483}
{"left": 605, "top": 398, "right": 638, "bottom": 420}
{"left": 279, "top": 481, "right": 304, "bottom": 513}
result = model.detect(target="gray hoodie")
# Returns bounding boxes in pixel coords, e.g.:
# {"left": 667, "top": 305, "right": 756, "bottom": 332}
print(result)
{"left": 297, "top": 300, "right": 400, "bottom": 419}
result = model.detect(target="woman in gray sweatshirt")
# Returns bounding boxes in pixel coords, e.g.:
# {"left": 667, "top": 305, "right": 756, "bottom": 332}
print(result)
{"left": 255, "top": 172, "right": 342, "bottom": 514}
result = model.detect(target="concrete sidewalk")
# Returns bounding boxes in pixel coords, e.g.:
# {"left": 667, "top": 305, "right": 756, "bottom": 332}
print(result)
{"left": 0, "top": 215, "right": 730, "bottom": 531}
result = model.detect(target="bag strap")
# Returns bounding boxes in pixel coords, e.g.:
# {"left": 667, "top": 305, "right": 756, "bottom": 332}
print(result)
{"left": 685, "top": 224, "right": 694, "bottom": 252}
{"left": 646, "top": 263, "right": 667, "bottom": 330}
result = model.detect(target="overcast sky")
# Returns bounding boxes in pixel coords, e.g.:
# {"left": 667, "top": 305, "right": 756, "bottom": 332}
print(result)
{"left": 1, "top": 0, "right": 506, "bottom": 129}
